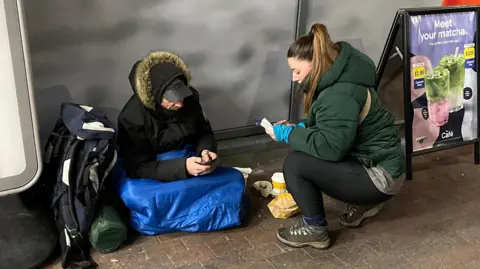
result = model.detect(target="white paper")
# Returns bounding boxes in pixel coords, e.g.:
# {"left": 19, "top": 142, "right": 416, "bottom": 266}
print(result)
{"left": 260, "top": 118, "right": 273, "bottom": 132}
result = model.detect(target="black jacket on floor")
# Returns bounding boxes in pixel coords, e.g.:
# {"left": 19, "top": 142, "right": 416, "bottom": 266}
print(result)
{"left": 117, "top": 51, "right": 217, "bottom": 182}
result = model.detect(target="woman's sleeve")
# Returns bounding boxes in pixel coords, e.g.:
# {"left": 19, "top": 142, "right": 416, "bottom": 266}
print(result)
{"left": 287, "top": 94, "right": 360, "bottom": 161}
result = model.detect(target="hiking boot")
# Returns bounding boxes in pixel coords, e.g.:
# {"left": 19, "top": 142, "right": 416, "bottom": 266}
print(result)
{"left": 338, "top": 203, "right": 384, "bottom": 228}
{"left": 276, "top": 218, "right": 331, "bottom": 249}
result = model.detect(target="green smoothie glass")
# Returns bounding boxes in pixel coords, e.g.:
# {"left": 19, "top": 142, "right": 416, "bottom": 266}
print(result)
{"left": 439, "top": 54, "right": 466, "bottom": 112}
{"left": 425, "top": 66, "right": 450, "bottom": 127}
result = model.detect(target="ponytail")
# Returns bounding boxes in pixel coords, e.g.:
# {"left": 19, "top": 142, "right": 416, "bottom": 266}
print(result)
{"left": 304, "top": 24, "right": 339, "bottom": 114}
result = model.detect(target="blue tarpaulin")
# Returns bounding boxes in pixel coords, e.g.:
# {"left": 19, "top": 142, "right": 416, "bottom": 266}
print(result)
{"left": 113, "top": 146, "right": 247, "bottom": 235}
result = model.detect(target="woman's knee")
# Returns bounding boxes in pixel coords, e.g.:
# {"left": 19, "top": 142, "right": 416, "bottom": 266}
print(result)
{"left": 283, "top": 151, "right": 306, "bottom": 180}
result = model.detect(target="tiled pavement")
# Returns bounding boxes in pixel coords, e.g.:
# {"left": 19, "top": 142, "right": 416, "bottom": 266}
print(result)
{"left": 46, "top": 145, "right": 480, "bottom": 269}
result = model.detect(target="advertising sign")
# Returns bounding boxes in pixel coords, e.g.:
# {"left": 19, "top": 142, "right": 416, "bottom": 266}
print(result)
{"left": 409, "top": 11, "right": 477, "bottom": 152}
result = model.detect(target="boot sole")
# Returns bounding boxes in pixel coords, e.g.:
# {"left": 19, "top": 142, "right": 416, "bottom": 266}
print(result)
{"left": 276, "top": 231, "right": 331, "bottom": 249}
{"left": 338, "top": 203, "right": 385, "bottom": 228}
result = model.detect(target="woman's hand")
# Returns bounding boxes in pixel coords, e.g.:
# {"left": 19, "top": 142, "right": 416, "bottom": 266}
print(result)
{"left": 272, "top": 124, "right": 294, "bottom": 144}
{"left": 265, "top": 128, "right": 277, "bottom": 141}
{"left": 275, "top": 120, "right": 293, "bottom": 126}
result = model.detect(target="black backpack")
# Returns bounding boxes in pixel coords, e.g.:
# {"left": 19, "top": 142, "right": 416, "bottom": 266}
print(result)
{"left": 44, "top": 103, "right": 117, "bottom": 269}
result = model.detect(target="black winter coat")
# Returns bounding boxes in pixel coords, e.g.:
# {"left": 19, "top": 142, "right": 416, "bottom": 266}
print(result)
{"left": 117, "top": 51, "right": 217, "bottom": 182}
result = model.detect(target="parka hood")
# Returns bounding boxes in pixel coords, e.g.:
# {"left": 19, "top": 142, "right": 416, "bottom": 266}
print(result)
{"left": 317, "top": 42, "right": 377, "bottom": 92}
{"left": 128, "top": 51, "right": 191, "bottom": 111}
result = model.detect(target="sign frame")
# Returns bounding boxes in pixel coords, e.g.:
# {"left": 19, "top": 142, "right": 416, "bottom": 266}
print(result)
{"left": 376, "top": 6, "right": 480, "bottom": 181}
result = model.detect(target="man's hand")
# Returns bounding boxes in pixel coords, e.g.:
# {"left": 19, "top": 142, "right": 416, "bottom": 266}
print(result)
{"left": 186, "top": 157, "right": 211, "bottom": 176}
{"left": 200, "top": 150, "right": 217, "bottom": 164}
{"left": 200, "top": 150, "right": 218, "bottom": 174}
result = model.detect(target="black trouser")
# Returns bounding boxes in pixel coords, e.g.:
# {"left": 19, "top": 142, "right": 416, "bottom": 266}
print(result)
{"left": 283, "top": 151, "right": 392, "bottom": 218}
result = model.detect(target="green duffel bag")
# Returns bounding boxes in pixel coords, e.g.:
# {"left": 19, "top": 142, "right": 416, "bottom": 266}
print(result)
{"left": 89, "top": 205, "right": 127, "bottom": 253}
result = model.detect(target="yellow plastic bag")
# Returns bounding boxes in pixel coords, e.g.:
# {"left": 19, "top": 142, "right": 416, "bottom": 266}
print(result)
{"left": 267, "top": 193, "right": 300, "bottom": 219}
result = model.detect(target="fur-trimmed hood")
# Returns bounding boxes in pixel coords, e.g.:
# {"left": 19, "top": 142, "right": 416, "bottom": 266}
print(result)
{"left": 128, "top": 51, "right": 191, "bottom": 111}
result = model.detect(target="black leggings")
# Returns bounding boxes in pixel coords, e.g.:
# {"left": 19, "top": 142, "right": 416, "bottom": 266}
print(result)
{"left": 283, "top": 151, "right": 392, "bottom": 217}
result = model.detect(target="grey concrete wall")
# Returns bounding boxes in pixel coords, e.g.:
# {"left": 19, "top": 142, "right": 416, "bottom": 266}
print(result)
{"left": 24, "top": 1, "right": 297, "bottom": 143}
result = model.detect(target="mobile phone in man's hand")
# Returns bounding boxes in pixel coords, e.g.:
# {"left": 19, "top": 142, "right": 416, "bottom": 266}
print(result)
{"left": 202, "top": 157, "right": 218, "bottom": 166}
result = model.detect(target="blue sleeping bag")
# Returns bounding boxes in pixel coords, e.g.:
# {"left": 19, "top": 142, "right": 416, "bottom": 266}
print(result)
{"left": 114, "top": 146, "right": 247, "bottom": 235}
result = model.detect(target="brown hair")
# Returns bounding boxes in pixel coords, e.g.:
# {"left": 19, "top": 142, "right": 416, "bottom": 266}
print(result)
{"left": 287, "top": 24, "right": 340, "bottom": 114}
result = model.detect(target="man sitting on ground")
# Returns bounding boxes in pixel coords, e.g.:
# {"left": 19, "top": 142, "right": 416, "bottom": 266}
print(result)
{"left": 115, "top": 51, "right": 246, "bottom": 235}
{"left": 118, "top": 51, "right": 217, "bottom": 180}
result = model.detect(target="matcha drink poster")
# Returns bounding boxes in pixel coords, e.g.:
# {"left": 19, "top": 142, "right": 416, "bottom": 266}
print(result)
{"left": 409, "top": 11, "right": 478, "bottom": 152}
